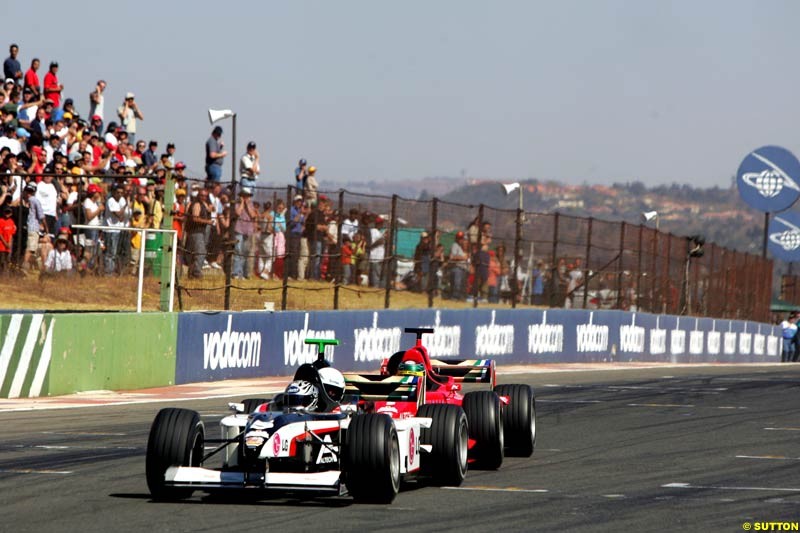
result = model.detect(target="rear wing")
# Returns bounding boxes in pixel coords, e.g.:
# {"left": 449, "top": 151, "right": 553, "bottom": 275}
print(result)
{"left": 429, "top": 358, "right": 496, "bottom": 387}
{"left": 343, "top": 374, "right": 425, "bottom": 407}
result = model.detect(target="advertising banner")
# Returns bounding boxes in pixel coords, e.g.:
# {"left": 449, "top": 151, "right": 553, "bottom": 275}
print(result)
{"left": 737, "top": 145, "right": 800, "bottom": 213}
{"left": 175, "top": 309, "right": 781, "bottom": 384}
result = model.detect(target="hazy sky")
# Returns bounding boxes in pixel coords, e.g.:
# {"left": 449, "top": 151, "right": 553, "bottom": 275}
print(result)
{"left": 5, "top": 1, "right": 799, "bottom": 187}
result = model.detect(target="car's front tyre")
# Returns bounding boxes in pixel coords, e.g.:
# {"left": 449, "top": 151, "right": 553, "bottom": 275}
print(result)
{"left": 146, "top": 408, "right": 205, "bottom": 501}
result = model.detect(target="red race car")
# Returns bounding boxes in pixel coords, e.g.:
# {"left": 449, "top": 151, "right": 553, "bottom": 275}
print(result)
{"left": 344, "top": 328, "right": 536, "bottom": 470}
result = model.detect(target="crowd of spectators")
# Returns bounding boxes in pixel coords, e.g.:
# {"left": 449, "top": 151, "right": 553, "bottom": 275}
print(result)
{"left": 0, "top": 42, "right": 194, "bottom": 277}
{"left": 0, "top": 42, "right": 599, "bottom": 309}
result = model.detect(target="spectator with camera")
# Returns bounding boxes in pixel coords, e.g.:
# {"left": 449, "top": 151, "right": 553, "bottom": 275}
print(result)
{"left": 232, "top": 187, "right": 258, "bottom": 280}
{"left": 88, "top": 80, "right": 106, "bottom": 131}
{"left": 117, "top": 92, "right": 143, "bottom": 144}
{"left": 240, "top": 141, "right": 259, "bottom": 188}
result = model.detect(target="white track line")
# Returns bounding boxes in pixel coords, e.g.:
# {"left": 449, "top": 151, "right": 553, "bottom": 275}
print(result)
{"left": 0, "top": 469, "right": 73, "bottom": 475}
{"left": 764, "top": 427, "right": 800, "bottom": 431}
{"left": 627, "top": 403, "right": 694, "bottom": 408}
{"left": 663, "top": 482, "right": 800, "bottom": 492}
{"left": 442, "top": 486, "right": 549, "bottom": 494}
{"left": 736, "top": 455, "right": 800, "bottom": 461}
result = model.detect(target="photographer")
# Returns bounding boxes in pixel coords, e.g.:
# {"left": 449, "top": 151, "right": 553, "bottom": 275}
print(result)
{"left": 185, "top": 186, "right": 213, "bottom": 279}
{"left": 116, "top": 92, "right": 143, "bottom": 144}
{"left": 231, "top": 188, "right": 258, "bottom": 280}
{"left": 239, "top": 141, "right": 259, "bottom": 188}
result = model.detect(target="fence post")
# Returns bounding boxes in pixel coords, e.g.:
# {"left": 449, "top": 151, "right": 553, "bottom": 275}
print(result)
{"left": 615, "top": 221, "right": 626, "bottom": 309}
{"left": 384, "top": 194, "right": 398, "bottom": 309}
{"left": 428, "top": 198, "right": 438, "bottom": 308}
{"left": 333, "top": 190, "right": 344, "bottom": 310}
{"left": 649, "top": 229, "right": 657, "bottom": 314}
{"left": 583, "top": 217, "right": 593, "bottom": 309}
{"left": 473, "top": 204, "right": 485, "bottom": 308}
{"left": 549, "top": 212, "right": 560, "bottom": 307}
{"left": 663, "top": 234, "right": 672, "bottom": 314}
{"left": 281, "top": 185, "right": 291, "bottom": 311}
{"left": 512, "top": 206, "right": 522, "bottom": 309}
{"left": 743, "top": 253, "right": 750, "bottom": 319}
{"left": 722, "top": 249, "right": 730, "bottom": 318}
{"left": 636, "top": 224, "right": 643, "bottom": 312}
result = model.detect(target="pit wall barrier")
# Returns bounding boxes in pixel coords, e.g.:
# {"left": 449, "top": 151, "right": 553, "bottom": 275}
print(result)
{"left": 175, "top": 309, "right": 782, "bottom": 385}
{"left": 0, "top": 312, "right": 178, "bottom": 398}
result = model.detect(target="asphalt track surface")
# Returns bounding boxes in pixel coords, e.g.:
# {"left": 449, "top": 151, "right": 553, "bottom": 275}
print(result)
{"left": 2, "top": 365, "right": 800, "bottom": 533}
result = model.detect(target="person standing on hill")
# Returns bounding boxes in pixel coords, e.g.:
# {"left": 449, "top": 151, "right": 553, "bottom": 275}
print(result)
{"left": 23, "top": 58, "right": 40, "bottom": 98}
{"left": 240, "top": 141, "right": 260, "bottom": 188}
{"left": 88, "top": 80, "right": 106, "bottom": 132}
{"left": 205, "top": 125, "right": 226, "bottom": 182}
{"left": 185, "top": 188, "right": 213, "bottom": 279}
{"left": 117, "top": 92, "right": 143, "bottom": 144}
{"left": 4, "top": 44, "right": 22, "bottom": 83}
{"left": 43, "top": 61, "right": 63, "bottom": 108}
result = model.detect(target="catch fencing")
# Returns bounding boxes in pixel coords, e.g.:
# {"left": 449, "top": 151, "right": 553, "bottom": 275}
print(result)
{"left": 0, "top": 172, "right": 771, "bottom": 320}
{"left": 174, "top": 179, "right": 771, "bottom": 322}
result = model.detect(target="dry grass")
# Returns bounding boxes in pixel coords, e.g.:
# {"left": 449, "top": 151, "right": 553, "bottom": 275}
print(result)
{"left": 1, "top": 268, "right": 531, "bottom": 312}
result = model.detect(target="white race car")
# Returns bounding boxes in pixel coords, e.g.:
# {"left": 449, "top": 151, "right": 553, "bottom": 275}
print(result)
{"left": 145, "top": 339, "right": 468, "bottom": 504}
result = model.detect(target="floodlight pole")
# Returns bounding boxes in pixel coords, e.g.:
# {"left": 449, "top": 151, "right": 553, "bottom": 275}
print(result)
{"left": 208, "top": 109, "right": 238, "bottom": 310}
{"left": 225, "top": 112, "right": 238, "bottom": 311}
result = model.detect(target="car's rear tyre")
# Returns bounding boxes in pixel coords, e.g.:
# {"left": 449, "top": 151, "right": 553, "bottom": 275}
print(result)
{"left": 344, "top": 414, "right": 400, "bottom": 504}
{"left": 417, "top": 404, "right": 468, "bottom": 486}
{"left": 146, "top": 408, "right": 205, "bottom": 501}
{"left": 462, "top": 391, "right": 504, "bottom": 469}
{"left": 495, "top": 384, "right": 536, "bottom": 457}
{"left": 241, "top": 398, "right": 269, "bottom": 414}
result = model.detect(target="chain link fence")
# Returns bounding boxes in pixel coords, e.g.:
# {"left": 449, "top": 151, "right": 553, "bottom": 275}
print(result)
{"left": 0, "top": 172, "right": 772, "bottom": 321}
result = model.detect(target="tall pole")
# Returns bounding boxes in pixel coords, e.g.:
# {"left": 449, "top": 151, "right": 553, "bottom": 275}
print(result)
{"left": 428, "top": 198, "right": 438, "bottom": 308}
{"left": 159, "top": 171, "right": 176, "bottom": 311}
{"left": 582, "top": 217, "right": 593, "bottom": 309}
{"left": 512, "top": 186, "right": 523, "bottom": 308}
{"left": 224, "top": 113, "right": 238, "bottom": 311}
{"left": 384, "top": 195, "right": 398, "bottom": 309}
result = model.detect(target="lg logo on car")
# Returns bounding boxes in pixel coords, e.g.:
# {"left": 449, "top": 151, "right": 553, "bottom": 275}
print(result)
{"left": 203, "top": 315, "right": 262, "bottom": 370}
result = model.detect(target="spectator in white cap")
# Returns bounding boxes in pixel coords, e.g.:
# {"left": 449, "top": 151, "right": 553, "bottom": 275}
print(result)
{"left": 117, "top": 92, "right": 143, "bottom": 144}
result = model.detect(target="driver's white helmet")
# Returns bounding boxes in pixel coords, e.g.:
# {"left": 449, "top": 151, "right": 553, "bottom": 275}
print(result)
{"left": 319, "top": 367, "right": 346, "bottom": 402}
{"left": 283, "top": 380, "right": 319, "bottom": 411}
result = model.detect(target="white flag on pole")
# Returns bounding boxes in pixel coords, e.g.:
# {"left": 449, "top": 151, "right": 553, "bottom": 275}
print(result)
{"left": 502, "top": 182, "right": 520, "bottom": 194}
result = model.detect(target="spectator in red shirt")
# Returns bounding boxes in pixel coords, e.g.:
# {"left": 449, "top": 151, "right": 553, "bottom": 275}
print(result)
{"left": 341, "top": 234, "right": 354, "bottom": 285}
{"left": 0, "top": 204, "right": 16, "bottom": 273}
{"left": 43, "top": 61, "right": 63, "bottom": 108}
{"left": 24, "top": 58, "right": 40, "bottom": 97}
